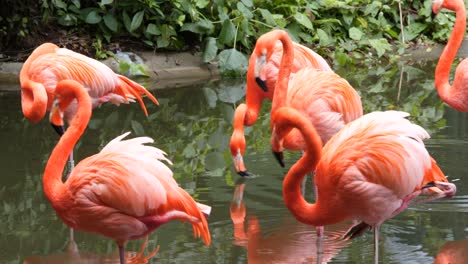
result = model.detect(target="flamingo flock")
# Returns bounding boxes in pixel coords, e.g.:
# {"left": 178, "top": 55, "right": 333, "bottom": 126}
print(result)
{"left": 19, "top": 0, "right": 465, "bottom": 263}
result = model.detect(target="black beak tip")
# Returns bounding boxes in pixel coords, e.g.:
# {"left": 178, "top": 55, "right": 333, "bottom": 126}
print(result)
{"left": 422, "top": 181, "right": 436, "bottom": 189}
{"left": 273, "top": 151, "right": 285, "bottom": 168}
{"left": 51, "top": 123, "right": 65, "bottom": 136}
{"left": 238, "top": 170, "right": 254, "bottom": 177}
{"left": 255, "top": 77, "right": 268, "bottom": 92}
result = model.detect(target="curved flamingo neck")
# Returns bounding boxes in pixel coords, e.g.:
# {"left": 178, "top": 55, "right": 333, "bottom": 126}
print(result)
{"left": 20, "top": 43, "right": 58, "bottom": 123}
{"left": 21, "top": 80, "right": 48, "bottom": 123}
{"left": 276, "top": 108, "right": 335, "bottom": 226}
{"left": 244, "top": 54, "right": 263, "bottom": 126}
{"left": 271, "top": 32, "right": 294, "bottom": 118}
{"left": 43, "top": 80, "right": 92, "bottom": 207}
{"left": 435, "top": 1, "right": 466, "bottom": 101}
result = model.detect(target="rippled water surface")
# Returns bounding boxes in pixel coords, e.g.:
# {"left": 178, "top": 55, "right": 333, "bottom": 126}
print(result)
{"left": 1, "top": 61, "right": 467, "bottom": 263}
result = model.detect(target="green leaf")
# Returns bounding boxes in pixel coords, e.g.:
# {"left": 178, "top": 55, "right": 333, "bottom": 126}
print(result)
{"left": 259, "top": 8, "right": 276, "bottom": 25}
{"left": 316, "top": 29, "right": 333, "bottom": 46}
{"left": 123, "top": 11, "right": 132, "bottom": 32}
{"left": 237, "top": 2, "right": 253, "bottom": 19}
{"left": 131, "top": 120, "right": 145, "bottom": 136}
{"left": 218, "top": 19, "right": 236, "bottom": 45}
{"left": 368, "top": 38, "right": 391, "bottom": 57}
{"left": 57, "top": 14, "right": 77, "bottom": 26}
{"left": 203, "top": 37, "right": 218, "bottom": 62}
{"left": 146, "top": 23, "right": 160, "bottom": 35}
{"left": 71, "top": 0, "right": 80, "bottom": 8}
{"left": 182, "top": 144, "right": 196, "bottom": 158}
{"left": 241, "top": 0, "right": 253, "bottom": 7}
{"left": 130, "top": 11, "right": 144, "bottom": 32}
{"left": 196, "top": 0, "right": 210, "bottom": 8}
{"left": 293, "top": 13, "right": 313, "bottom": 29}
{"left": 85, "top": 10, "right": 101, "bottom": 24}
{"left": 349, "top": 27, "right": 363, "bottom": 41}
{"left": 103, "top": 14, "right": 118, "bottom": 32}
{"left": 405, "top": 22, "right": 427, "bottom": 41}
{"left": 100, "top": 0, "right": 113, "bottom": 5}
{"left": 218, "top": 48, "right": 248, "bottom": 76}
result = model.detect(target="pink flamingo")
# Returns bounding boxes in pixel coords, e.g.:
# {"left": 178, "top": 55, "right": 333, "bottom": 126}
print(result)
{"left": 43, "top": 80, "right": 210, "bottom": 264}
{"left": 271, "top": 107, "right": 456, "bottom": 263}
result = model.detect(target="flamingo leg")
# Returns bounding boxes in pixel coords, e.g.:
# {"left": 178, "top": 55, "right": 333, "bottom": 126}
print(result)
{"left": 374, "top": 225, "right": 380, "bottom": 264}
{"left": 118, "top": 244, "right": 125, "bottom": 264}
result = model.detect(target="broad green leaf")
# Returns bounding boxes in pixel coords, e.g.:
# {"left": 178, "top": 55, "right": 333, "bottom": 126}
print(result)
{"left": 316, "top": 29, "right": 332, "bottom": 46}
{"left": 196, "top": 0, "right": 209, "bottom": 8}
{"left": 218, "top": 48, "right": 248, "bottom": 76}
{"left": 203, "top": 37, "right": 218, "bottom": 62}
{"left": 259, "top": 8, "right": 276, "bottom": 25}
{"left": 182, "top": 144, "right": 196, "bottom": 158}
{"left": 203, "top": 88, "right": 218, "bottom": 108}
{"left": 293, "top": 13, "right": 313, "bottom": 30}
{"left": 100, "top": 0, "right": 113, "bottom": 5}
{"left": 57, "top": 14, "right": 77, "bottom": 26}
{"left": 130, "top": 11, "right": 144, "bottom": 32}
{"left": 103, "top": 14, "right": 118, "bottom": 32}
{"left": 218, "top": 19, "right": 235, "bottom": 45}
{"left": 349, "top": 27, "right": 363, "bottom": 41}
{"left": 85, "top": 10, "right": 101, "bottom": 24}
{"left": 405, "top": 22, "right": 427, "bottom": 41}
{"left": 71, "top": 0, "right": 80, "bottom": 8}
{"left": 54, "top": 0, "right": 67, "bottom": 9}
{"left": 365, "top": 1, "right": 382, "bottom": 17}
{"left": 123, "top": 11, "right": 132, "bottom": 32}
{"left": 217, "top": 82, "right": 245, "bottom": 103}
{"left": 241, "top": 0, "right": 253, "bottom": 7}
{"left": 131, "top": 120, "right": 144, "bottom": 136}
{"left": 237, "top": 2, "right": 253, "bottom": 19}
{"left": 146, "top": 23, "right": 160, "bottom": 35}
{"left": 368, "top": 38, "right": 391, "bottom": 57}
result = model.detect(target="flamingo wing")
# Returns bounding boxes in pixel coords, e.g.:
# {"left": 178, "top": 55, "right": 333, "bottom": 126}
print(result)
{"left": 316, "top": 111, "right": 433, "bottom": 224}
{"left": 286, "top": 68, "right": 363, "bottom": 144}
{"left": 64, "top": 133, "right": 210, "bottom": 245}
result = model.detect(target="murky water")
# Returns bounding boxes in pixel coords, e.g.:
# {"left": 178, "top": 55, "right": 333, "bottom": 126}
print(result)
{"left": 1, "top": 60, "right": 467, "bottom": 263}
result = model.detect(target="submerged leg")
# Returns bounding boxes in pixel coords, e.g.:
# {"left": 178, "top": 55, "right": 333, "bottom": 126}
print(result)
{"left": 374, "top": 225, "right": 380, "bottom": 264}
{"left": 118, "top": 244, "right": 125, "bottom": 264}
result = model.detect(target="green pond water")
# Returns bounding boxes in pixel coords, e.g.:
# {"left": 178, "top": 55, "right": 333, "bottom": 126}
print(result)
{"left": 0, "top": 61, "right": 467, "bottom": 263}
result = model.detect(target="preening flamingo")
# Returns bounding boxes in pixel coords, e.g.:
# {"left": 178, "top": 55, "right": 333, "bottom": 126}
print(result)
{"left": 20, "top": 43, "right": 159, "bottom": 124}
{"left": 271, "top": 107, "right": 456, "bottom": 263}
{"left": 230, "top": 29, "right": 333, "bottom": 175}
{"left": 43, "top": 80, "right": 210, "bottom": 264}
{"left": 432, "top": 0, "right": 468, "bottom": 112}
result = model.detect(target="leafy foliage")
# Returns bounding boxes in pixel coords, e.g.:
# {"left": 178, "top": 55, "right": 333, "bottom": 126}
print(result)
{"left": 1, "top": 0, "right": 462, "bottom": 72}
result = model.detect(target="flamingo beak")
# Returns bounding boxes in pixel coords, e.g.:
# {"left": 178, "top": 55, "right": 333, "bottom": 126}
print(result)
{"left": 255, "top": 77, "right": 268, "bottom": 92}
{"left": 273, "top": 151, "right": 285, "bottom": 167}
{"left": 50, "top": 98, "right": 65, "bottom": 136}
{"left": 233, "top": 151, "right": 253, "bottom": 177}
{"left": 254, "top": 53, "right": 268, "bottom": 92}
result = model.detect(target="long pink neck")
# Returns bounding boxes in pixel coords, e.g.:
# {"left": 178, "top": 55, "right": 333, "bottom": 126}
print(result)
{"left": 276, "top": 108, "right": 334, "bottom": 226}
{"left": 244, "top": 54, "right": 264, "bottom": 126}
{"left": 435, "top": 1, "right": 466, "bottom": 101}
{"left": 43, "top": 81, "right": 91, "bottom": 208}
{"left": 270, "top": 32, "right": 294, "bottom": 118}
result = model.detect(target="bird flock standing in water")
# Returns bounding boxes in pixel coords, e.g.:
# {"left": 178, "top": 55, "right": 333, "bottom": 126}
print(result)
{"left": 20, "top": 0, "right": 465, "bottom": 263}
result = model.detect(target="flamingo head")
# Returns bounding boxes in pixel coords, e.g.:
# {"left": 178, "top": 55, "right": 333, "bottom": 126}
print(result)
{"left": 271, "top": 125, "right": 286, "bottom": 168}
{"left": 432, "top": 0, "right": 460, "bottom": 14}
{"left": 251, "top": 31, "right": 281, "bottom": 93}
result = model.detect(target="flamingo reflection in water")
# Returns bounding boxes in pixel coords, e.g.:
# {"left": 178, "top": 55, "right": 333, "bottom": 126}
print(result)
{"left": 23, "top": 236, "right": 158, "bottom": 264}
{"left": 230, "top": 178, "right": 352, "bottom": 263}
{"left": 434, "top": 239, "right": 468, "bottom": 264}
